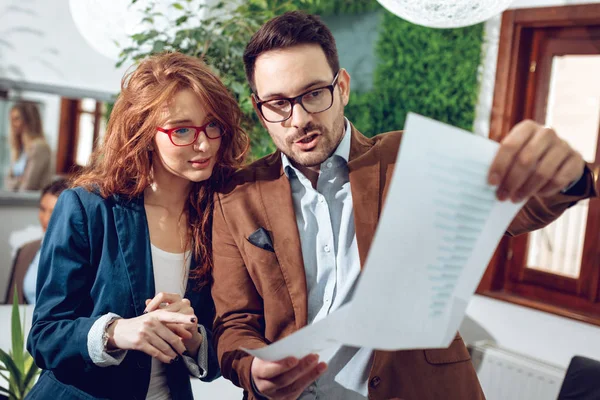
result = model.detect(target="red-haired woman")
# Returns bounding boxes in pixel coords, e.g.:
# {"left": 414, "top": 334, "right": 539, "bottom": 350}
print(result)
{"left": 26, "top": 52, "right": 248, "bottom": 400}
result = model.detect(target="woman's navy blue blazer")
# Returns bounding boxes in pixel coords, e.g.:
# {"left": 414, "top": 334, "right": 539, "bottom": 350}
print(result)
{"left": 26, "top": 187, "right": 220, "bottom": 400}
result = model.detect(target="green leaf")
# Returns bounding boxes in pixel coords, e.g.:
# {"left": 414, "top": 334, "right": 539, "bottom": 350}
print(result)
{"left": 172, "top": 3, "right": 184, "bottom": 10}
{"left": 22, "top": 356, "right": 40, "bottom": 391}
{"left": 0, "top": 385, "right": 18, "bottom": 399}
{"left": 175, "top": 15, "right": 188, "bottom": 25}
{"left": 152, "top": 41, "right": 165, "bottom": 53}
{"left": 0, "top": 349, "right": 22, "bottom": 388}
{"left": 11, "top": 286, "right": 24, "bottom": 372}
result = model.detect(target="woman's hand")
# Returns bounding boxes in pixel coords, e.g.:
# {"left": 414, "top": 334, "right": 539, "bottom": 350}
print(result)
{"left": 144, "top": 292, "right": 203, "bottom": 357}
{"left": 106, "top": 309, "right": 196, "bottom": 364}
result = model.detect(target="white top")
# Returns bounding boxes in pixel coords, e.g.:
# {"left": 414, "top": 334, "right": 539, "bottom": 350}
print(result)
{"left": 146, "top": 244, "right": 191, "bottom": 400}
{"left": 86, "top": 244, "right": 210, "bottom": 397}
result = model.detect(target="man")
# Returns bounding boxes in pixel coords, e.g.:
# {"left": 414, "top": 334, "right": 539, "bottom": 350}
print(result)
{"left": 212, "top": 11, "right": 598, "bottom": 400}
{"left": 6, "top": 178, "right": 69, "bottom": 304}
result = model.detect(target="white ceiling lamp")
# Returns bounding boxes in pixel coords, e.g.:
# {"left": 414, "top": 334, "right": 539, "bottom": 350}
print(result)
{"left": 69, "top": 0, "right": 207, "bottom": 61}
{"left": 376, "top": 0, "right": 515, "bottom": 28}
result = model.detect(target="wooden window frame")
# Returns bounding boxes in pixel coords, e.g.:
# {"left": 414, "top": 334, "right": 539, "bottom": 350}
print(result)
{"left": 56, "top": 98, "right": 103, "bottom": 174}
{"left": 476, "top": 4, "right": 600, "bottom": 326}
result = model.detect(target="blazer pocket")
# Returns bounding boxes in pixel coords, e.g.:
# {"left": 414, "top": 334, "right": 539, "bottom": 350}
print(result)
{"left": 242, "top": 238, "right": 280, "bottom": 266}
{"left": 424, "top": 334, "right": 471, "bottom": 365}
{"left": 241, "top": 239, "right": 286, "bottom": 295}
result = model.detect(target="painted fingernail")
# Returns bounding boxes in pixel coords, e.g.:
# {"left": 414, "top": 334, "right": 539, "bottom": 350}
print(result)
{"left": 190, "top": 317, "right": 197, "bottom": 323}
{"left": 171, "top": 356, "right": 180, "bottom": 364}
{"left": 142, "top": 311, "right": 148, "bottom": 314}
{"left": 182, "top": 351, "right": 190, "bottom": 357}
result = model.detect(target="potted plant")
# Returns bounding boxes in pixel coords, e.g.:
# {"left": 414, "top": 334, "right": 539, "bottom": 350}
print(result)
{"left": 0, "top": 288, "right": 40, "bottom": 400}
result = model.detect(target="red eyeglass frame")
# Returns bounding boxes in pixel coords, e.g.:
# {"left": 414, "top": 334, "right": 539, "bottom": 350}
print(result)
{"left": 156, "top": 120, "right": 223, "bottom": 147}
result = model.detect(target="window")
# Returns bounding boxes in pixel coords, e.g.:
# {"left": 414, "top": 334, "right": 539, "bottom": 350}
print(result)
{"left": 56, "top": 98, "right": 107, "bottom": 174}
{"left": 476, "top": 4, "right": 600, "bottom": 326}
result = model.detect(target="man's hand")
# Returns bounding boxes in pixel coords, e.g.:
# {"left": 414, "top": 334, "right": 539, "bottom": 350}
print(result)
{"left": 488, "top": 120, "right": 585, "bottom": 202}
{"left": 251, "top": 354, "right": 327, "bottom": 399}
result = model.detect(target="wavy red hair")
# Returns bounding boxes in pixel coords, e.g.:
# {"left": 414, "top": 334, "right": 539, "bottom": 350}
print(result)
{"left": 73, "top": 52, "right": 249, "bottom": 288}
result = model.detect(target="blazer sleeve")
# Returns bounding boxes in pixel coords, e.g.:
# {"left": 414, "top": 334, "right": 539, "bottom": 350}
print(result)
{"left": 198, "top": 319, "right": 221, "bottom": 382}
{"left": 507, "top": 163, "right": 599, "bottom": 236}
{"left": 19, "top": 142, "right": 51, "bottom": 191}
{"left": 190, "top": 284, "right": 221, "bottom": 382}
{"left": 211, "top": 193, "right": 268, "bottom": 397}
{"left": 27, "top": 189, "right": 101, "bottom": 372}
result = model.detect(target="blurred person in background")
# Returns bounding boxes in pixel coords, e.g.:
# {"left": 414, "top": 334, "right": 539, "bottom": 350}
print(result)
{"left": 5, "top": 178, "right": 68, "bottom": 305}
{"left": 5, "top": 101, "right": 52, "bottom": 191}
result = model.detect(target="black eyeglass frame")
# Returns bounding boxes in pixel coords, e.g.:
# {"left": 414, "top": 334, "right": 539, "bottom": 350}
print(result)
{"left": 252, "top": 70, "right": 341, "bottom": 123}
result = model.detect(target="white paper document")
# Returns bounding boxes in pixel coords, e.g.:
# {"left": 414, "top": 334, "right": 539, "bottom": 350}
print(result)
{"left": 244, "top": 113, "right": 526, "bottom": 361}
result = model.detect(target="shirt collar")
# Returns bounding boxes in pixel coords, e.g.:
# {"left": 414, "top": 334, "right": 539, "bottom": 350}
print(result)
{"left": 282, "top": 117, "right": 352, "bottom": 178}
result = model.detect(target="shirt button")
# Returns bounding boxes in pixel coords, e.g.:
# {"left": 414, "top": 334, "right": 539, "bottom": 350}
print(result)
{"left": 324, "top": 245, "right": 330, "bottom": 252}
{"left": 370, "top": 376, "right": 381, "bottom": 389}
{"left": 318, "top": 195, "right": 325, "bottom": 203}
{"left": 327, "top": 162, "right": 333, "bottom": 168}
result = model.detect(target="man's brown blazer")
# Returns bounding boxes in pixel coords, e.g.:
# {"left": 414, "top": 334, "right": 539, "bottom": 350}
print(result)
{"left": 212, "top": 126, "right": 598, "bottom": 400}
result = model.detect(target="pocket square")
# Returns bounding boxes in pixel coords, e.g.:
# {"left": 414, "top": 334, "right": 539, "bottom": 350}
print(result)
{"left": 247, "top": 227, "right": 275, "bottom": 252}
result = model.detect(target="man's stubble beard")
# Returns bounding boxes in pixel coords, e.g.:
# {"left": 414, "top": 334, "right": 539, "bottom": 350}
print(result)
{"left": 275, "top": 110, "right": 346, "bottom": 169}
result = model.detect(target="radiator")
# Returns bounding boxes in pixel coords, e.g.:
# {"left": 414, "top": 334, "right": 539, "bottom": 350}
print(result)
{"left": 470, "top": 341, "right": 566, "bottom": 400}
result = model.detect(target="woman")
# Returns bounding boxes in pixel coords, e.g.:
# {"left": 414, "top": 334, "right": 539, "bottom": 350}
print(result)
{"left": 6, "top": 178, "right": 69, "bottom": 305}
{"left": 5, "top": 101, "right": 52, "bottom": 191}
{"left": 26, "top": 52, "right": 249, "bottom": 399}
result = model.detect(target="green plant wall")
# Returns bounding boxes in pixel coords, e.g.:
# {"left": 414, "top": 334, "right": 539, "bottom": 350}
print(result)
{"left": 345, "top": 11, "right": 484, "bottom": 137}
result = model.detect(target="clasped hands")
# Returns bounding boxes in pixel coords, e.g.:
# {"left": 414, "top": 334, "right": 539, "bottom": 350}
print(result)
{"left": 106, "top": 292, "right": 201, "bottom": 364}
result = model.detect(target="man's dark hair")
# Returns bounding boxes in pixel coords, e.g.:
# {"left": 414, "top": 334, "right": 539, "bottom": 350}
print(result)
{"left": 243, "top": 11, "right": 340, "bottom": 93}
{"left": 41, "top": 178, "right": 68, "bottom": 199}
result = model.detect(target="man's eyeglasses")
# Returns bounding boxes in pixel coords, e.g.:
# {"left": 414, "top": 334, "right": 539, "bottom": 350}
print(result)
{"left": 156, "top": 121, "right": 223, "bottom": 147}
{"left": 253, "top": 71, "right": 340, "bottom": 123}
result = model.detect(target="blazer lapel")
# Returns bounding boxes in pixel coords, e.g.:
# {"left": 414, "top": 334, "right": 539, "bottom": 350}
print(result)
{"left": 347, "top": 125, "right": 381, "bottom": 268}
{"left": 113, "top": 195, "right": 156, "bottom": 317}
{"left": 258, "top": 155, "right": 309, "bottom": 328}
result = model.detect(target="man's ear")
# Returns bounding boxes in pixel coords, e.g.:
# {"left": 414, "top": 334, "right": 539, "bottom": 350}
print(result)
{"left": 251, "top": 94, "right": 268, "bottom": 129}
{"left": 337, "top": 68, "right": 351, "bottom": 107}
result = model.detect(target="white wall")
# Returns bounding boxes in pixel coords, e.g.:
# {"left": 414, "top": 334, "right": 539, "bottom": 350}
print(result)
{"left": 463, "top": 295, "right": 600, "bottom": 368}
{"left": 0, "top": 0, "right": 127, "bottom": 97}
{"left": 468, "top": 0, "right": 600, "bottom": 370}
